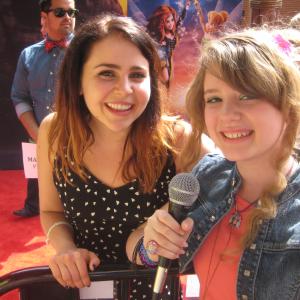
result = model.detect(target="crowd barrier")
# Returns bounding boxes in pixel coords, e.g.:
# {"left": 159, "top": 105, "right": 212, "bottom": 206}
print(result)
{"left": 0, "top": 264, "right": 181, "bottom": 300}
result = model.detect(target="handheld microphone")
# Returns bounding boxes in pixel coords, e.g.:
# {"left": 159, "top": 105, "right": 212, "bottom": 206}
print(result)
{"left": 152, "top": 173, "right": 200, "bottom": 300}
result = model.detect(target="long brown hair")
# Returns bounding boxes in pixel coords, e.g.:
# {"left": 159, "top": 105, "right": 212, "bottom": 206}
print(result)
{"left": 182, "top": 28, "right": 300, "bottom": 246}
{"left": 48, "top": 14, "right": 176, "bottom": 193}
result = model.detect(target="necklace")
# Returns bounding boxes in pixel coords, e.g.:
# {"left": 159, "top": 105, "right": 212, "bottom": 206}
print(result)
{"left": 202, "top": 222, "right": 234, "bottom": 299}
{"left": 202, "top": 224, "right": 224, "bottom": 300}
{"left": 229, "top": 198, "right": 258, "bottom": 229}
{"left": 229, "top": 159, "right": 297, "bottom": 228}
{"left": 229, "top": 158, "right": 298, "bottom": 229}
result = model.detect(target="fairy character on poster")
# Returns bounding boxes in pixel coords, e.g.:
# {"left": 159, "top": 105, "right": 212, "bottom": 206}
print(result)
{"left": 146, "top": 1, "right": 190, "bottom": 88}
{"left": 129, "top": 0, "right": 243, "bottom": 112}
{"left": 192, "top": 0, "right": 229, "bottom": 39}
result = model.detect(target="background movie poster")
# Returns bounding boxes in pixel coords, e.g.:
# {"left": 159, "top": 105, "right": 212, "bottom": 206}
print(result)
{"left": 128, "top": 0, "right": 244, "bottom": 115}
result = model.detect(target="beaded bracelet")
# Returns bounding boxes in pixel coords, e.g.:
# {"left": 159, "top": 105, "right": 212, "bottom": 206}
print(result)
{"left": 138, "top": 237, "right": 158, "bottom": 269}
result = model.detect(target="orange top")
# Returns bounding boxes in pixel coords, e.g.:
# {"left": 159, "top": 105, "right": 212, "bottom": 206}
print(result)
{"left": 193, "top": 195, "right": 255, "bottom": 300}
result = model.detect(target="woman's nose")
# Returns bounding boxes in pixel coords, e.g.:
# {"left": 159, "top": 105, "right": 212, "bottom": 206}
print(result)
{"left": 220, "top": 101, "right": 241, "bottom": 121}
{"left": 115, "top": 77, "right": 133, "bottom": 95}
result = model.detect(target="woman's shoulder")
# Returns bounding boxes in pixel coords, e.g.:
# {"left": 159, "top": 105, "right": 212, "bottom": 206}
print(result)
{"left": 161, "top": 115, "right": 189, "bottom": 145}
{"left": 161, "top": 115, "right": 214, "bottom": 149}
{"left": 268, "top": 170, "right": 300, "bottom": 247}
{"left": 39, "top": 112, "right": 56, "bottom": 130}
{"left": 161, "top": 115, "right": 188, "bottom": 128}
{"left": 38, "top": 112, "right": 57, "bottom": 147}
{"left": 278, "top": 167, "right": 300, "bottom": 206}
{"left": 192, "top": 153, "right": 234, "bottom": 179}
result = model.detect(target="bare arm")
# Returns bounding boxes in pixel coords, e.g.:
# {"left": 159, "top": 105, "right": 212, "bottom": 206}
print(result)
{"left": 125, "top": 222, "right": 147, "bottom": 265}
{"left": 193, "top": 0, "right": 206, "bottom": 33}
{"left": 126, "top": 203, "right": 169, "bottom": 265}
{"left": 38, "top": 113, "right": 75, "bottom": 250}
{"left": 37, "top": 114, "right": 100, "bottom": 288}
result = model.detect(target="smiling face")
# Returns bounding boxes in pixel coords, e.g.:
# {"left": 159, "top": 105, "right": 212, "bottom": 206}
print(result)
{"left": 80, "top": 34, "right": 151, "bottom": 135}
{"left": 42, "top": 0, "right": 75, "bottom": 40}
{"left": 203, "top": 72, "right": 285, "bottom": 163}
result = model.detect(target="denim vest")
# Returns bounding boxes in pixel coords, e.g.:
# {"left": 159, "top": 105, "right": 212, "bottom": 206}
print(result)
{"left": 179, "top": 154, "right": 300, "bottom": 300}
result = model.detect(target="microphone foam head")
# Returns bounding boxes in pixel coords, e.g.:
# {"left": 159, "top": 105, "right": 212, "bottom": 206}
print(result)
{"left": 168, "top": 173, "right": 200, "bottom": 207}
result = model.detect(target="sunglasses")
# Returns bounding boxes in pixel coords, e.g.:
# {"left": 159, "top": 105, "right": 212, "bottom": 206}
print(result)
{"left": 47, "top": 7, "right": 78, "bottom": 18}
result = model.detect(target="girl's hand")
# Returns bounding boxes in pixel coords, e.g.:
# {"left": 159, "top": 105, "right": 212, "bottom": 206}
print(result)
{"left": 143, "top": 209, "right": 194, "bottom": 261}
{"left": 49, "top": 248, "right": 100, "bottom": 288}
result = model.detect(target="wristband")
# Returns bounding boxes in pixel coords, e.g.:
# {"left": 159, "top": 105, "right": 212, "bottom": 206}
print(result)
{"left": 138, "top": 237, "right": 158, "bottom": 268}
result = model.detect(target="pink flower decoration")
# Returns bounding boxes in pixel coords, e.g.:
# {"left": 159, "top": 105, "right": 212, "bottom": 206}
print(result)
{"left": 273, "top": 34, "right": 292, "bottom": 56}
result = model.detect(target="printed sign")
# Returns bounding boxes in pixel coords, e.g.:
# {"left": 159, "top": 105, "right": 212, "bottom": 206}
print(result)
{"left": 22, "top": 142, "right": 37, "bottom": 178}
{"left": 79, "top": 280, "right": 114, "bottom": 299}
{"left": 185, "top": 274, "right": 200, "bottom": 297}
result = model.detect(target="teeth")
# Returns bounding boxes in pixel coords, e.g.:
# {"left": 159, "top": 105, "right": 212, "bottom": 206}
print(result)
{"left": 106, "top": 103, "right": 132, "bottom": 111}
{"left": 223, "top": 132, "right": 250, "bottom": 139}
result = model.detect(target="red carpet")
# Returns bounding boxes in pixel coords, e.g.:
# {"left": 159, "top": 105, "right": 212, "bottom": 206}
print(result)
{"left": 0, "top": 170, "right": 54, "bottom": 300}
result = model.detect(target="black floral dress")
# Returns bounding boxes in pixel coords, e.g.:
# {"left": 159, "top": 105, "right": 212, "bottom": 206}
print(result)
{"left": 53, "top": 156, "right": 176, "bottom": 299}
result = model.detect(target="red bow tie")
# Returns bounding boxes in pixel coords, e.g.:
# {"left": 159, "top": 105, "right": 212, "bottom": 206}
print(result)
{"left": 45, "top": 39, "right": 68, "bottom": 52}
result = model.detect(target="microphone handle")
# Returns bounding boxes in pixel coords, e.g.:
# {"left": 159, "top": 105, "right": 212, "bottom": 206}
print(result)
{"left": 152, "top": 204, "right": 191, "bottom": 299}
{"left": 169, "top": 202, "right": 191, "bottom": 223}
{"left": 152, "top": 263, "right": 171, "bottom": 300}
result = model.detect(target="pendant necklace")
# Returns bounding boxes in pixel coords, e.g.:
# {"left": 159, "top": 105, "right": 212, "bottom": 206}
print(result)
{"left": 229, "top": 157, "right": 298, "bottom": 229}
{"left": 229, "top": 198, "right": 258, "bottom": 228}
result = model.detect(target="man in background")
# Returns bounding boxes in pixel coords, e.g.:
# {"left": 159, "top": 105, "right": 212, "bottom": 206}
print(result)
{"left": 11, "top": 0, "right": 76, "bottom": 217}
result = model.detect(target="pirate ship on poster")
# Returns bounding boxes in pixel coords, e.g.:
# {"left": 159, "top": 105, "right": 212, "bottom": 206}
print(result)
{"left": 128, "top": 0, "right": 243, "bottom": 114}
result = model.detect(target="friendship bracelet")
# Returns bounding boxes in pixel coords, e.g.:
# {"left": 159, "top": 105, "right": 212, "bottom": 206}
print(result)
{"left": 46, "top": 221, "right": 73, "bottom": 244}
{"left": 138, "top": 237, "right": 158, "bottom": 269}
{"left": 132, "top": 236, "right": 143, "bottom": 264}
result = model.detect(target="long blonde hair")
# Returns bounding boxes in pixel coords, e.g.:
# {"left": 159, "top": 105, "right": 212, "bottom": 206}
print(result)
{"left": 182, "top": 28, "right": 300, "bottom": 246}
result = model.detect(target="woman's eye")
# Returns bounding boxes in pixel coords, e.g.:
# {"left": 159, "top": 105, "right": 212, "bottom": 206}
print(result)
{"left": 239, "top": 94, "right": 256, "bottom": 101}
{"left": 98, "top": 70, "right": 114, "bottom": 78}
{"left": 130, "top": 72, "right": 147, "bottom": 79}
{"left": 206, "top": 97, "right": 222, "bottom": 104}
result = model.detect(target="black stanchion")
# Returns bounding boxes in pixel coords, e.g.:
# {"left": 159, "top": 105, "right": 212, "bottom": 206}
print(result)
{"left": 0, "top": 264, "right": 180, "bottom": 300}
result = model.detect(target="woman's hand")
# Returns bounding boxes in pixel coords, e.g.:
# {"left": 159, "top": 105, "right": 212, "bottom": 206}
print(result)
{"left": 49, "top": 248, "right": 100, "bottom": 288}
{"left": 143, "top": 209, "right": 194, "bottom": 261}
